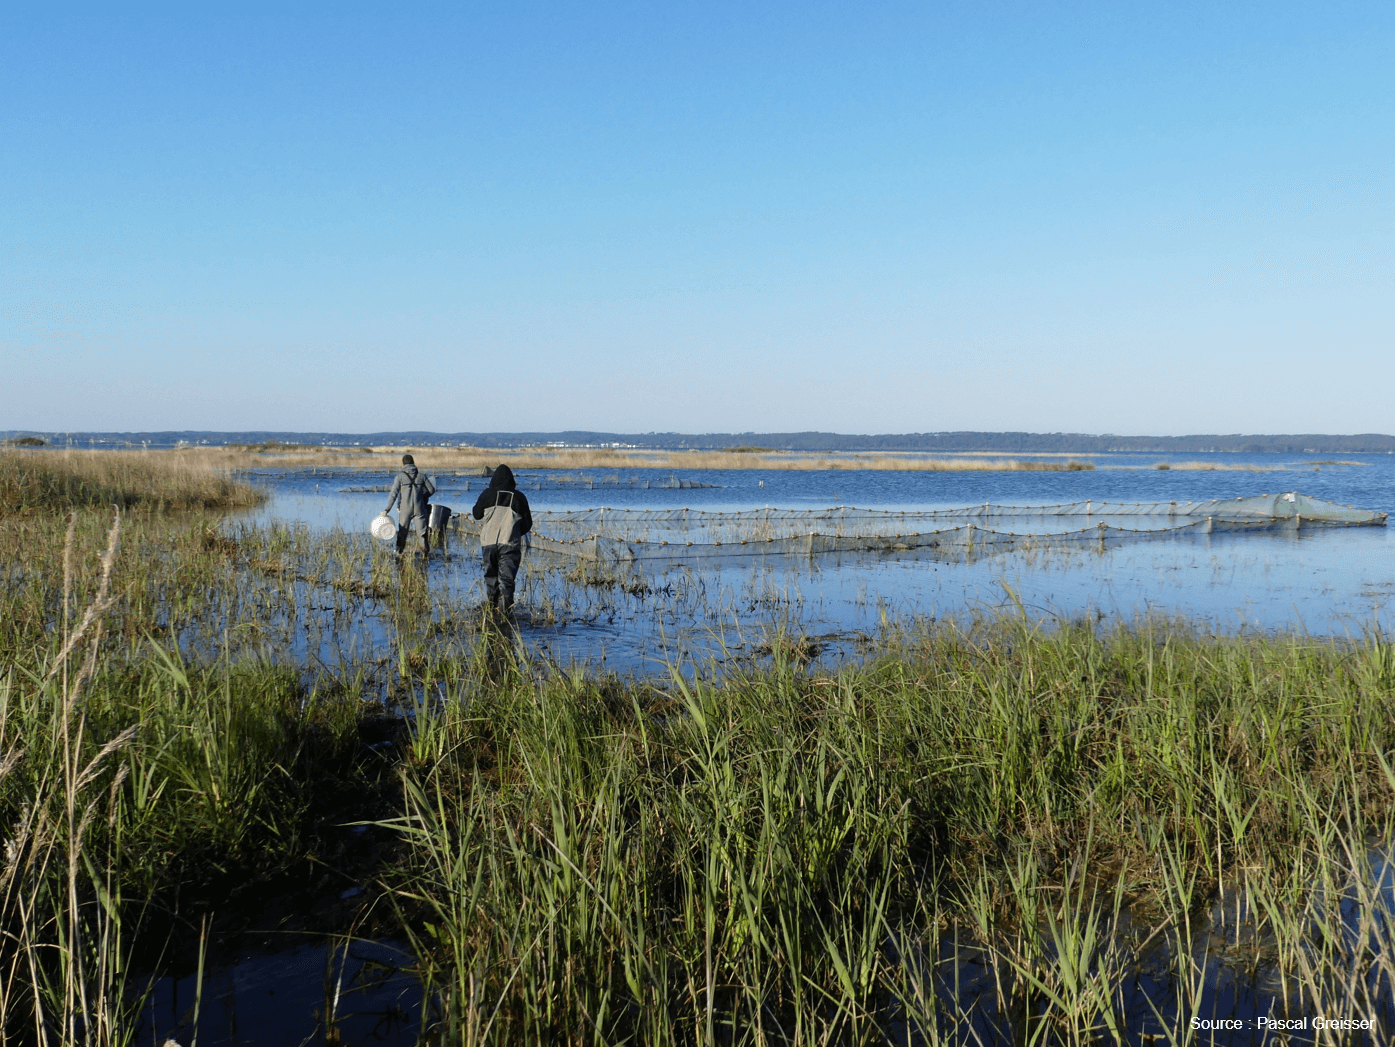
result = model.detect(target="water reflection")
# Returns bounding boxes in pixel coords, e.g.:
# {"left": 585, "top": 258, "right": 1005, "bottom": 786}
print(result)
{"left": 139, "top": 940, "right": 419, "bottom": 1047}
{"left": 222, "top": 464, "right": 1395, "bottom": 677}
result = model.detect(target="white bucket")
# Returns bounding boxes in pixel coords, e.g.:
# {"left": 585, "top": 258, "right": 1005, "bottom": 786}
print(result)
{"left": 370, "top": 515, "right": 397, "bottom": 541}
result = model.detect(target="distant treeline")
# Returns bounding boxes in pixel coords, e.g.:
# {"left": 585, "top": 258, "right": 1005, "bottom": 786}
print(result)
{"left": 8, "top": 430, "right": 1395, "bottom": 453}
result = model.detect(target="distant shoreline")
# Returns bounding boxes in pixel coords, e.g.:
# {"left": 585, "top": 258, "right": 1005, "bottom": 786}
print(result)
{"left": 5, "top": 430, "right": 1395, "bottom": 454}
{"left": 0, "top": 445, "right": 1358, "bottom": 474}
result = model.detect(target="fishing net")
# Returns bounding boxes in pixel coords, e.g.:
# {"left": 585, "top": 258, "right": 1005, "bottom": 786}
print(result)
{"left": 452, "top": 492, "right": 1385, "bottom": 564}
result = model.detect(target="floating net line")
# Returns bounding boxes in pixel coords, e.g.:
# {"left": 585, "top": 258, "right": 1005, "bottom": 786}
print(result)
{"left": 450, "top": 491, "right": 1385, "bottom": 564}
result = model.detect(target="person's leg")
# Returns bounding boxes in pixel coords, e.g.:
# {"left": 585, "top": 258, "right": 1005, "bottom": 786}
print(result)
{"left": 395, "top": 523, "right": 408, "bottom": 555}
{"left": 482, "top": 544, "right": 501, "bottom": 606}
{"left": 497, "top": 542, "right": 522, "bottom": 611}
{"left": 414, "top": 514, "right": 430, "bottom": 557}
{"left": 434, "top": 507, "right": 451, "bottom": 548}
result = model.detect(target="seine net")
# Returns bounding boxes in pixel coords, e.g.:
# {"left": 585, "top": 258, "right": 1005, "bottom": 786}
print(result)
{"left": 453, "top": 492, "right": 1386, "bottom": 564}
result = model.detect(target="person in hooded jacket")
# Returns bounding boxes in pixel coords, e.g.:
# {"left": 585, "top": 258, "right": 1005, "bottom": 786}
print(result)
{"left": 471, "top": 464, "right": 533, "bottom": 610}
{"left": 381, "top": 454, "right": 435, "bottom": 557}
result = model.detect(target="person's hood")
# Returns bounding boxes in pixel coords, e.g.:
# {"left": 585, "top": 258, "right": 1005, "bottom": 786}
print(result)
{"left": 399, "top": 465, "right": 419, "bottom": 480}
{"left": 489, "top": 464, "right": 516, "bottom": 490}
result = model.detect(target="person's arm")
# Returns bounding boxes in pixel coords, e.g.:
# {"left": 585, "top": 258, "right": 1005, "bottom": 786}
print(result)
{"left": 516, "top": 492, "right": 533, "bottom": 535}
{"left": 384, "top": 476, "right": 402, "bottom": 515}
{"left": 472, "top": 488, "right": 491, "bottom": 520}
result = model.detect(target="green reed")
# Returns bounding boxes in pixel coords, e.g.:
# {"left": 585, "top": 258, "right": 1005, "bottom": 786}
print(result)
{"left": 383, "top": 615, "right": 1395, "bottom": 1044}
{"left": 0, "top": 510, "right": 430, "bottom": 1043}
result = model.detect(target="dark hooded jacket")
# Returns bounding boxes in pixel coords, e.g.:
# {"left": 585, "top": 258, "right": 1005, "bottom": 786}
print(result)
{"left": 472, "top": 465, "right": 532, "bottom": 539}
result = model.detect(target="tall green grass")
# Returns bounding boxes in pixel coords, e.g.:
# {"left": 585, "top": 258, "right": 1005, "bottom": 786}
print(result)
{"left": 385, "top": 617, "right": 1395, "bottom": 1043}
{"left": 0, "top": 513, "right": 400, "bottom": 1043}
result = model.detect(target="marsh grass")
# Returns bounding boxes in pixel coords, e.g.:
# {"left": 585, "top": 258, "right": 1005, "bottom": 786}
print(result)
{"left": 6, "top": 482, "right": 1395, "bottom": 1042}
{"left": 104, "top": 444, "right": 1103, "bottom": 475}
{"left": 382, "top": 615, "right": 1395, "bottom": 1044}
{"left": 0, "top": 514, "right": 140, "bottom": 1045}
{"left": 0, "top": 509, "right": 427, "bottom": 1042}
{"left": 0, "top": 450, "right": 264, "bottom": 515}
{"left": 1147, "top": 461, "right": 1277, "bottom": 472}
{"left": 645, "top": 453, "right": 1096, "bottom": 473}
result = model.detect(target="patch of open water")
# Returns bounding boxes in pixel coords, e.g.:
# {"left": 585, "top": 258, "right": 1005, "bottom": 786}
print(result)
{"left": 139, "top": 939, "right": 419, "bottom": 1046}
{"left": 229, "top": 452, "right": 1395, "bottom": 676}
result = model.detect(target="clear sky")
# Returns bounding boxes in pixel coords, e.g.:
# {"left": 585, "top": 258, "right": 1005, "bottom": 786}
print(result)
{"left": 3, "top": 2, "right": 1392, "bottom": 435}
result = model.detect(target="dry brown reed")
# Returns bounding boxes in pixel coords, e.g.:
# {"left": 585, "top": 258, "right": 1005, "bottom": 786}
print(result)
{"left": 107, "top": 444, "right": 1098, "bottom": 474}
{"left": 675, "top": 453, "right": 1096, "bottom": 472}
{"left": 0, "top": 450, "right": 264, "bottom": 515}
{"left": 1148, "top": 461, "right": 1275, "bottom": 472}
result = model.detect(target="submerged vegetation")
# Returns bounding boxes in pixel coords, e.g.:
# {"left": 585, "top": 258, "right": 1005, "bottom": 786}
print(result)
{"left": 1, "top": 473, "right": 1394, "bottom": 1043}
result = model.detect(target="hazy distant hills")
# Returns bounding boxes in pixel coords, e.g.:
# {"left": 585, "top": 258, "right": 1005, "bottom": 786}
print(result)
{"left": 8, "top": 430, "right": 1395, "bottom": 453}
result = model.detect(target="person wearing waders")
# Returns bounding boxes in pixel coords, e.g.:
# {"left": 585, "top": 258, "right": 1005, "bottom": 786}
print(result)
{"left": 472, "top": 464, "right": 532, "bottom": 612}
{"left": 381, "top": 454, "right": 436, "bottom": 557}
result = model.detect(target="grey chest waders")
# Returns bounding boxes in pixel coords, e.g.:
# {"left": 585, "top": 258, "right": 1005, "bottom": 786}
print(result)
{"left": 480, "top": 490, "right": 524, "bottom": 547}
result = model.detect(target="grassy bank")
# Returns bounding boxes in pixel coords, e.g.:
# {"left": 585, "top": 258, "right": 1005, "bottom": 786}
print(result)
{"left": 0, "top": 449, "right": 264, "bottom": 515}
{"left": 3, "top": 502, "right": 1395, "bottom": 1042}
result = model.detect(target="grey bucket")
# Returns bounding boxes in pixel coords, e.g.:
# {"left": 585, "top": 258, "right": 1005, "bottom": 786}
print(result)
{"left": 429, "top": 504, "right": 452, "bottom": 530}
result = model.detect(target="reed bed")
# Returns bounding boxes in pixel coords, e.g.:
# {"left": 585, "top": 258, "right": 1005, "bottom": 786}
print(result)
{"left": 386, "top": 617, "right": 1395, "bottom": 1044}
{"left": 0, "top": 450, "right": 264, "bottom": 515}
{"left": 75, "top": 445, "right": 1100, "bottom": 474}
{"left": 643, "top": 453, "right": 1096, "bottom": 472}
{"left": 1150, "top": 461, "right": 1275, "bottom": 472}
{"left": 4, "top": 496, "right": 1395, "bottom": 1042}
{"left": 0, "top": 505, "right": 453, "bottom": 1043}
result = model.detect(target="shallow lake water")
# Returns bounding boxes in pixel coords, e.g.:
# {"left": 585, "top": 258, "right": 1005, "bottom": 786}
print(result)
{"left": 139, "top": 939, "right": 419, "bottom": 1046}
{"left": 232, "top": 452, "right": 1395, "bottom": 675}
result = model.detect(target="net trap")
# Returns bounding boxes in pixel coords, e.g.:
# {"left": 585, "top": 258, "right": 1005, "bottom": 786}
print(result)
{"left": 452, "top": 491, "right": 1387, "bottom": 565}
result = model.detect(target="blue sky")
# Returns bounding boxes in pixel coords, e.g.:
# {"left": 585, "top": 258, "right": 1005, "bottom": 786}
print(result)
{"left": 3, "top": 2, "right": 1392, "bottom": 435}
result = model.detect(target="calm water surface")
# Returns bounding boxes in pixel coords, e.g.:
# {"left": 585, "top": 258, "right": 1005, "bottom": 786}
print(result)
{"left": 230, "top": 452, "right": 1395, "bottom": 673}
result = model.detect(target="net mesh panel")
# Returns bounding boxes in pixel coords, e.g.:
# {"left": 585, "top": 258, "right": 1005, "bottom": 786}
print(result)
{"left": 452, "top": 492, "right": 1385, "bottom": 563}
